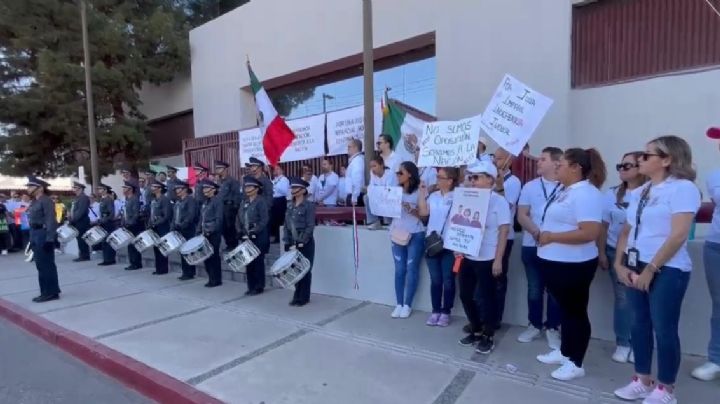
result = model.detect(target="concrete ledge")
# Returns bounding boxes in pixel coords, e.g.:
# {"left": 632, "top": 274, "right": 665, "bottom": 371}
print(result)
{"left": 0, "top": 298, "right": 223, "bottom": 404}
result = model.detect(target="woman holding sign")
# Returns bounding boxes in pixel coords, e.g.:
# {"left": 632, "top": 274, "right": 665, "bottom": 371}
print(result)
{"left": 389, "top": 162, "right": 425, "bottom": 319}
{"left": 535, "top": 148, "right": 606, "bottom": 381}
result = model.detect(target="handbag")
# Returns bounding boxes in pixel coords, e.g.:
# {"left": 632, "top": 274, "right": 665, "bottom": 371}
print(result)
{"left": 390, "top": 227, "right": 411, "bottom": 246}
{"left": 424, "top": 199, "right": 452, "bottom": 257}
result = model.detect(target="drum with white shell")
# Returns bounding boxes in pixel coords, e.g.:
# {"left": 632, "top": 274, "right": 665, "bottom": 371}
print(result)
{"left": 269, "top": 250, "right": 311, "bottom": 289}
{"left": 180, "top": 236, "right": 214, "bottom": 265}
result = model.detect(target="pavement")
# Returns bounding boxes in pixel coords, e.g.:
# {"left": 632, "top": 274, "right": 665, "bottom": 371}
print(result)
{"left": 0, "top": 251, "right": 717, "bottom": 404}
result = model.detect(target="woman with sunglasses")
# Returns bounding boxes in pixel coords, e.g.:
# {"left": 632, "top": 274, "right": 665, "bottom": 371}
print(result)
{"left": 456, "top": 161, "right": 511, "bottom": 354}
{"left": 418, "top": 167, "right": 460, "bottom": 327}
{"left": 598, "top": 151, "right": 647, "bottom": 364}
{"left": 613, "top": 136, "right": 701, "bottom": 404}
{"left": 389, "top": 161, "right": 425, "bottom": 319}
{"left": 536, "top": 148, "right": 606, "bottom": 381}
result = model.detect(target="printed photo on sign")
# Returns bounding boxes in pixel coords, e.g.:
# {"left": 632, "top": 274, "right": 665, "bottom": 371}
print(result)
{"left": 366, "top": 185, "right": 403, "bottom": 218}
{"left": 325, "top": 103, "right": 382, "bottom": 156}
{"left": 281, "top": 114, "right": 325, "bottom": 163}
{"left": 238, "top": 127, "right": 267, "bottom": 166}
{"left": 443, "top": 188, "right": 491, "bottom": 255}
{"left": 480, "top": 74, "right": 553, "bottom": 156}
{"left": 417, "top": 115, "right": 481, "bottom": 168}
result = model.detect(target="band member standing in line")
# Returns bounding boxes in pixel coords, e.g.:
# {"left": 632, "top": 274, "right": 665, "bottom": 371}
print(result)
{"left": 173, "top": 180, "right": 198, "bottom": 280}
{"left": 97, "top": 184, "right": 116, "bottom": 266}
{"left": 215, "top": 160, "right": 241, "bottom": 251}
{"left": 122, "top": 180, "right": 143, "bottom": 271}
{"left": 69, "top": 182, "right": 91, "bottom": 262}
{"left": 284, "top": 177, "right": 316, "bottom": 306}
{"left": 270, "top": 165, "right": 289, "bottom": 243}
{"left": 165, "top": 166, "right": 181, "bottom": 204}
{"left": 236, "top": 176, "right": 270, "bottom": 296}
{"left": 193, "top": 162, "right": 209, "bottom": 206}
{"left": 26, "top": 176, "right": 60, "bottom": 303}
{"left": 198, "top": 179, "right": 224, "bottom": 287}
{"left": 246, "top": 157, "right": 274, "bottom": 215}
{"left": 149, "top": 180, "right": 172, "bottom": 275}
{"left": 141, "top": 169, "right": 157, "bottom": 226}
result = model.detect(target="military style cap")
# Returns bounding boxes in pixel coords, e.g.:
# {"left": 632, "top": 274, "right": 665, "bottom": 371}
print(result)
{"left": 245, "top": 157, "right": 265, "bottom": 167}
{"left": 72, "top": 181, "right": 86, "bottom": 189}
{"left": 214, "top": 160, "right": 230, "bottom": 169}
{"left": 26, "top": 176, "right": 50, "bottom": 188}
{"left": 289, "top": 177, "right": 309, "bottom": 189}
{"left": 243, "top": 176, "right": 261, "bottom": 188}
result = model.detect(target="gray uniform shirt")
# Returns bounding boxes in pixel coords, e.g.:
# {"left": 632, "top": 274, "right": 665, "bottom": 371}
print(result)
{"left": 166, "top": 178, "right": 181, "bottom": 202}
{"left": 28, "top": 195, "right": 57, "bottom": 243}
{"left": 236, "top": 196, "right": 269, "bottom": 237}
{"left": 70, "top": 193, "right": 90, "bottom": 226}
{"left": 283, "top": 199, "right": 316, "bottom": 245}
{"left": 218, "top": 175, "right": 241, "bottom": 207}
{"left": 123, "top": 195, "right": 141, "bottom": 228}
{"left": 199, "top": 196, "right": 223, "bottom": 235}
{"left": 173, "top": 195, "right": 198, "bottom": 232}
{"left": 150, "top": 194, "right": 173, "bottom": 227}
{"left": 99, "top": 196, "right": 115, "bottom": 226}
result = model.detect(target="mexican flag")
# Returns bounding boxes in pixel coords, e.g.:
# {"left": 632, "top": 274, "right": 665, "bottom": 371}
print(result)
{"left": 381, "top": 94, "right": 427, "bottom": 163}
{"left": 149, "top": 164, "right": 197, "bottom": 186}
{"left": 248, "top": 63, "right": 296, "bottom": 166}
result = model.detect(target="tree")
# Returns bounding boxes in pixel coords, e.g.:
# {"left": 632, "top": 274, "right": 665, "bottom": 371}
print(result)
{"left": 0, "top": 0, "right": 190, "bottom": 177}
{"left": 180, "top": 0, "right": 249, "bottom": 27}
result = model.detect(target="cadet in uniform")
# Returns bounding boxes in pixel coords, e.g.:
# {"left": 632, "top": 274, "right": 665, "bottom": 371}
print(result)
{"left": 284, "top": 177, "right": 316, "bottom": 306}
{"left": 198, "top": 179, "right": 224, "bottom": 287}
{"left": 236, "top": 176, "right": 270, "bottom": 296}
{"left": 149, "top": 180, "right": 173, "bottom": 275}
{"left": 121, "top": 180, "right": 143, "bottom": 270}
{"left": 69, "top": 182, "right": 91, "bottom": 262}
{"left": 215, "top": 160, "right": 241, "bottom": 250}
{"left": 165, "top": 166, "right": 181, "bottom": 204}
{"left": 26, "top": 176, "right": 61, "bottom": 302}
{"left": 245, "top": 157, "right": 274, "bottom": 211}
{"left": 141, "top": 169, "right": 157, "bottom": 226}
{"left": 173, "top": 180, "right": 198, "bottom": 280}
{"left": 97, "top": 183, "right": 117, "bottom": 266}
{"left": 193, "top": 162, "right": 209, "bottom": 206}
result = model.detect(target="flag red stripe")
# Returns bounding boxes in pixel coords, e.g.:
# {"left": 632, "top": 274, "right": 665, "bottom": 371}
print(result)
{"left": 262, "top": 116, "right": 295, "bottom": 166}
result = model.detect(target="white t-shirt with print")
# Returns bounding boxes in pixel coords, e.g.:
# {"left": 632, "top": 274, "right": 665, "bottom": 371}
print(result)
{"left": 425, "top": 190, "right": 453, "bottom": 237}
{"left": 518, "top": 177, "right": 561, "bottom": 247}
{"left": 602, "top": 186, "right": 639, "bottom": 248}
{"left": 466, "top": 192, "right": 511, "bottom": 262}
{"left": 390, "top": 190, "right": 425, "bottom": 234}
{"left": 707, "top": 169, "right": 720, "bottom": 244}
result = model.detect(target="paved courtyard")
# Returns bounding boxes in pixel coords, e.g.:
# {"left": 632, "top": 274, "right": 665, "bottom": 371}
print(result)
{"left": 0, "top": 252, "right": 717, "bottom": 404}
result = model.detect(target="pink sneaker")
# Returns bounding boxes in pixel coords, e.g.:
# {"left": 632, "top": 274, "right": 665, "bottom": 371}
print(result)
{"left": 642, "top": 385, "right": 676, "bottom": 404}
{"left": 437, "top": 313, "right": 451, "bottom": 327}
{"left": 426, "top": 313, "right": 440, "bottom": 326}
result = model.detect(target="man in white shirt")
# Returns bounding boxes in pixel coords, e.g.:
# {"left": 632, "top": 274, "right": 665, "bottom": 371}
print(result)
{"left": 377, "top": 134, "right": 402, "bottom": 175}
{"left": 345, "top": 138, "right": 365, "bottom": 206}
{"left": 302, "top": 165, "right": 319, "bottom": 202}
{"left": 270, "top": 165, "right": 290, "bottom": 243}
{"left": 316, "top": 159, "right": 339, "bottom": 206}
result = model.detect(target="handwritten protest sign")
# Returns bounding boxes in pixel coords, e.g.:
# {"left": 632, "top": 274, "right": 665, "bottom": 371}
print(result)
{"left": 480, "top": 74, "right": 553, "bottom": 156}
{"left": 281, "top": 114, "right": 325, "bottom": 162}
{"left": 366, "top": 185, "right": 402, "bottom": 218}
{"left": 238, "top": 127, "right": 267, "bottom": 166}
{"left": 325, "top": 103, "right": 382, "bottom": 156}
{"left": 444, "top": 188, "right": 491, "bottom": 255}
{"left": 417, "top": 115, "right": 481, "bottom": 167}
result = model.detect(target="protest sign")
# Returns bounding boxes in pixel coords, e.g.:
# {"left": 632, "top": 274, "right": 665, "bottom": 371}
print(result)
{"left": 443, "top": 188, "right": 491, "bottom": 255}
{"left": 238, "top": 127, "right": 267, "bottom": 166}
{"left": 280, "top": 114, "right": 325, "bottom": 162}
{"left": 480, "top": 74, "right": 553, "bottom": 156}
{"left": 326, "top": 103, "right": 382, "bottom": 156}
{"left": 417, "top": 115, "right": 481, "bottom": 167}
{"left": 366, "top": 185, "right": 402, "bottom": 218}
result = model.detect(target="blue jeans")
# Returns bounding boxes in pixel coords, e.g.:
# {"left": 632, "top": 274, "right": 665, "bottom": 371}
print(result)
{"left": 704, "top": 241, "right": 720, "bottom": 365}
{"left": 521, "top": 246, "right": 561, "bottom": 330}
{"left": 391, "top": 232, "right": 425, "bottom": 307}
{"left": 606, "top": 246, "right": 633, "bottom": 347}
{"left": 629, "top": 264, "right": 690, "bottom": 385}
{"left": 426, "top": 249, "right": 456, "bottom": 314}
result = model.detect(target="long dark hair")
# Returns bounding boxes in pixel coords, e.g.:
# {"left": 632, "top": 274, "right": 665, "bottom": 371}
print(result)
{"left": 399, "top": 161, "right": 420, "bottom": 194}
{"left": 564, "top": 148, "right": 607, "bottom": 188}
{"left": 615, "top": 151, "right": 646, "bottom": 204}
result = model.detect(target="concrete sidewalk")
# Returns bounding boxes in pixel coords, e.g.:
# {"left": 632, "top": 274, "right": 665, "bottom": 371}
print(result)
{"left": 0, "top": 252, "right": 716, "bottom": 404}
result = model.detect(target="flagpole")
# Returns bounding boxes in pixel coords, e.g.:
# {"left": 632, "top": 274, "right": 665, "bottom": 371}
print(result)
{"left": 362, "top": 0, "right": 374, "bottom": 182}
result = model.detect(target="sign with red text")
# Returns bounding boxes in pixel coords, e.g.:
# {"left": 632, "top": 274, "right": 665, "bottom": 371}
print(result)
{"left": 444, "top": 188, "right": 491, "bottom": 255}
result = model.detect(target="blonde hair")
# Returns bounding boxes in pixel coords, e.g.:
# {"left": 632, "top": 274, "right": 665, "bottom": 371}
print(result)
{"left": 648, "top": 135, "right": 696, "bottom": 181}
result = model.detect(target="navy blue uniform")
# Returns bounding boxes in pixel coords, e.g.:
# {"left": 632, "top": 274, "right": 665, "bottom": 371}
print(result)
{"left": 123, "top": 195, "right": 143, "bottom": 269}
{"left": 98, "top": 195, "right": 116, "bottom": 264}
{"left": 199, "top": 195, "right": 224, "bottom": 286}
{"left": 236, "top": 196, "right": 269, "bottom": 293}
{"left": 284, "top": 199, "right": 316, "bottom": 305}
{"left": 28, "top": 195, "right": 60, "bottom": 297}
{"left": 150, "top": 194, "right": 173, "bottom": 274}
{"left": 173, "top": 195, "right": 199, "bottom": 278}
{"left": 69, "top": 193, "right": 91, "bottom": 260}
{"left": 218, "top": 175, "right": 241, "bottom": 250}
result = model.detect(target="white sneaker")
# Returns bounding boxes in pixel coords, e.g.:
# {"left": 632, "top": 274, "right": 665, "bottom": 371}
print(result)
{"left": 642, "top": 385, "right": 676, "bottom": 404}
{"left": 551, "top": 361, "right": 585, "bottom": 381}
{"left": 391, "top": 305, "right": 403, "bottom": 318}
{"left": 517, "top": 325, "right": 541, "bottom": 343}
{"left": 691, "top": 362, "right": 720, "bottom": 381}
{"left": 612, "top": 346, "right": 632, "bottom": 363}
{"left": 399, "top": 305, "right": 412, "bottom": 318}
{"left": 546, "top": 328, "right": 561, "bottom": 350}
{"left": 614, "top": 376, "right": 654, "bottom": 400}
{"left": 1, "top": 250, "right": 7, "bottom": 255}
{"left": 537, "top": 349, "right": 568, "bottom": 365}
{"left": 367, "top": 222, "right": 382, "bottom": 230}
{"left": 629, "top": 350, "right": 635, "bottom": 363}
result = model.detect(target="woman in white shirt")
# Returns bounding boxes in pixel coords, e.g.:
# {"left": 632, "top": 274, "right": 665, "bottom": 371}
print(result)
{"left": 418, "top": 167, "right": 460, "bottom": 327}
{"left": 536, "top": 148, "right": 606, "bottom": 381}
{"left": 597, "top": 151, "right": 647, "bottom": 363}
{"left": 365, "top": 155, "right": 396, "bottom": 230}
{"left": 613, "top": 135, "right": 701, "bottom": 404}
{"left": 456, "top": 161, "right": 510, "bottom": 355}
{"left": 389, "top": 161, "right": 425, "bottom": 319}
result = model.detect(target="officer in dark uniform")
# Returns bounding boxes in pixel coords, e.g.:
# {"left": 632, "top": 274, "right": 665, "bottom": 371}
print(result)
{"left": 149, "top": 180, "right": 172, "bottom": 275}
{"left": 26, "top": 176, "right": 61, "bottom": 303}
{"left": 165, "top": 166, "right": 181, "bottom": 204}
{"left": 245, "top": 157, "right": 274, "bottom": 212}
{"left": 284, "top": 177, "right": 316, "bottom": 306}
{"left": 97, "top": 183, "right": 117, "bottom": 266}
{"left": 121, "top": 180, "right": 143, "bottom": 271}
{"left": 214, "top": 160, "right": 241, "bottom": 250}
{"left": 69, "top": 181, "right": 91, "bottom": 262}
{"left": 193, "top": 162, "right": 209, "bottom": 206}
{"left": 198, "top": 179, "right": 224, "bottom": 287}
{"left": 172, "top": 180, "right": 198, "bottom": 280}
{"left": 236, "top": 176, "right": 270, "bottom": 296}
{"left": 141, "top": 169, "right": 157, "bottom": 226}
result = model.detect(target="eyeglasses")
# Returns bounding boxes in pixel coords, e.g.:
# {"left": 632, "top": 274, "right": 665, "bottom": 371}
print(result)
{"left": 641, "top": 152, "right": 664, "bottom": 161}
{"left": 616, "top": 163, "right": 639, "bottom": 171}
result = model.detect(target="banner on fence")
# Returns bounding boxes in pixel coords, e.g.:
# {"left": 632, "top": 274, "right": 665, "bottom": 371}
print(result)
{"left": 444, "top": 188, "right": 491, "bottom": 255}
{"left": 326, "top": 103, "right": 382, "bottom": 156}
{"left": 238, "top": 127, "right": 267, "bottom": 166}
{"left": 417, "top": 115, "right": 481, "bottom": 167}
{"left": 280, "top": 114, "right": 326, "bottom": 163}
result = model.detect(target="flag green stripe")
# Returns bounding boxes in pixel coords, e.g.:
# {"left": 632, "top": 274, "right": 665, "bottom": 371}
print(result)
{"left": 249, "top": 66, "right": 262, "bottom": 95}
{"left": 382, "top": 99, "right": 406, "bottom": 150}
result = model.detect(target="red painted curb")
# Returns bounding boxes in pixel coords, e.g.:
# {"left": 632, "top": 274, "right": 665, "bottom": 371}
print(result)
{"left": 0, "top": 298, "right": 224, "bottom": 404}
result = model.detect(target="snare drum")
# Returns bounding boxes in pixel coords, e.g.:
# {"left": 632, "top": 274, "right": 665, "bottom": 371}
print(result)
{"left": 223, "top": 240, "right": 261, "bottom": 272}
{"left": 180, "top": 236, "right": 214, "bottom": 265}
{"left": 81, "top": 226, "right": 108, "bottom": 247}
{"left": 56, "top": 224, "right": 79, "bottom": 244}
{"left": 107, "top": 228, "right": 135, "bottom": 251}
{"left": 158, "top": 231, "right": 186, "bottom": 257}
{"left": 269, "top": 250, "right": 311, "bottom": 289}
{"left": 132, "top": 229, "right": 160, "bottom": 252}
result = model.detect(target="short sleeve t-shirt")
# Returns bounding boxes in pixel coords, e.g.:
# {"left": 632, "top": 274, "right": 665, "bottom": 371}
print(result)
{"left": 518, "top": 177, "right": 561, "bottom": 247}
{"left": 466, "top": 192, "right": 511, "bottom": 261}
{"left": 425, "top": 190, "right": 453, "bottom": 236}
{"left": 500, "top": 174, "right": 521, "bottom": 241}
{"left": 602, "top": 186, "right": 638, "bottom": 249}
{"left": 390, "top": 191, "right": 425, "bottom": 234}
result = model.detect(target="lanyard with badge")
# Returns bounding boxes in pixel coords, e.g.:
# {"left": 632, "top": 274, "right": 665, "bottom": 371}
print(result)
{"left": 541, "top": 185, "right": 566, "bottom": 224}
{"left": 626, "top": 184, "right": 652, "bottom": 269}
{"left": 540, "top": 178, "right": 560, "bottom": 202}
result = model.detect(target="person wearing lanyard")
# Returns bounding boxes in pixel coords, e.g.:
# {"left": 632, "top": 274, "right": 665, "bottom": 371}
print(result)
{"left": 270, "top": 165, "right": 289, "bottom": 243}
{"left": 284, "top": 177, "right": 316, "bottom": 306}
{"left": 389, "top": 162, "right": 425, "bottom": 319}
{"left": 597, "top": 151, "right": 647, "bottom": 363}
{"left": 418, "top": 167, "right": 460, "bottom": 327}
{"left": 516, "top": 146, "right": 563, "bottom": 347}
{"left": 26, "top": 176, "right": 60, "bottom": 303}
{"left": 237, "top": 176, "right": 270, "bottom": 296}
{"left": 365, "top": 155, "right": 396, "bottom": 230}
{"left": 613, "top": 136, "right": 701, "bottom": 403}
{"left": 536, "top": 148, "right": 606, "bottom": 381}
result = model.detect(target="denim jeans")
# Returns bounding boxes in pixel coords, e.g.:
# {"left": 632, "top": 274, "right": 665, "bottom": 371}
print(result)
{"left": 391, "top": 232, "right": 425, "bottom": 307}
{"left": 426, "top": 249, "right": 456, "bottom": 314}
{"left": 521, "top": 246, "right": 561, "bottom": 330}
{"left": 606, "top": 246, "right": 633, "bottom": 347}
{"left": 704, "top": 241, "right": 720, "bottom": 365}
{"left": 629, "top": 264, "right": 690, "bottom": 385}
